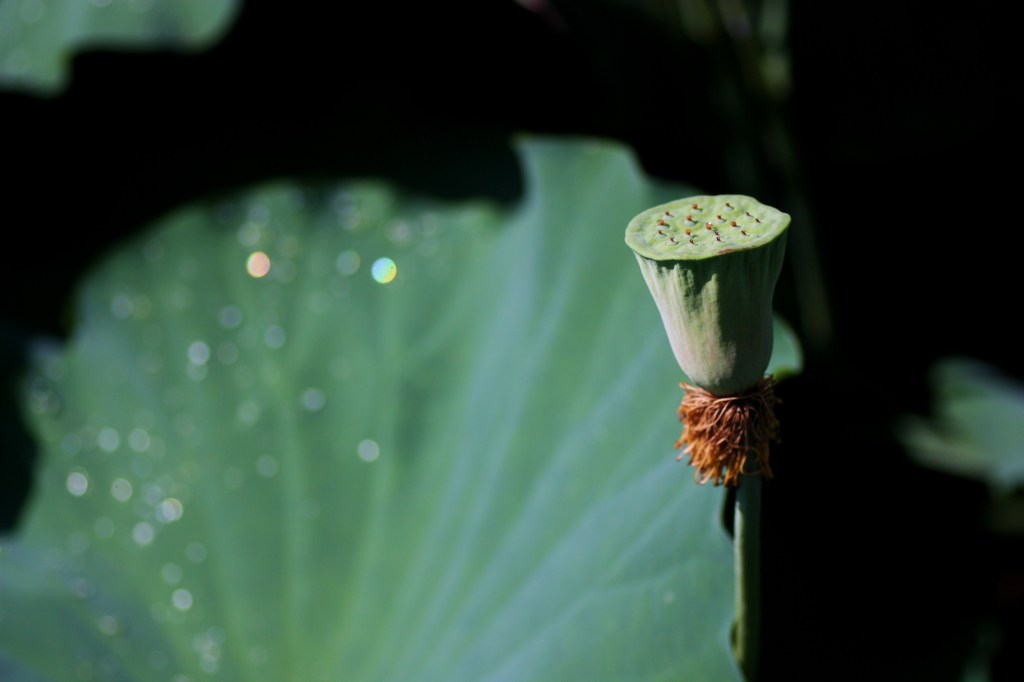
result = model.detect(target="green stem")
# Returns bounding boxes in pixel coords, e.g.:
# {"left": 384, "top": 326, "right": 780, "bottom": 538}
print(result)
{"left": 734, "top": 470, "right": 762, "bottom": 681}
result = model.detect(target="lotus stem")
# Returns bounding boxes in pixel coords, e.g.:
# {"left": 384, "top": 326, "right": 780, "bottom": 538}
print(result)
{"left": 734, "top": 466, "right": 761, "bottom": 681}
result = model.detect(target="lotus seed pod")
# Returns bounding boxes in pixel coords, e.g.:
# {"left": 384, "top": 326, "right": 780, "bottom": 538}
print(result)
{"left": 625, "top": 195, "right": 789, "bottom": 395}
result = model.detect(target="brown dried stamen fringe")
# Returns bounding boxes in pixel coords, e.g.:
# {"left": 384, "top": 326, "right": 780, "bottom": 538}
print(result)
{"left": 674, "top": 376, "right": 780, "bottom": 487}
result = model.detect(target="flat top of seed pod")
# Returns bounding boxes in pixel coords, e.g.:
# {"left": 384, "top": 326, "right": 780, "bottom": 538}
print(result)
{"left": 625, "top": 194, "right": 790, "bottom": 261}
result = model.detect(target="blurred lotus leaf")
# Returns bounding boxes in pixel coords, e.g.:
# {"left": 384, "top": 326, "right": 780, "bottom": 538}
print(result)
{"left": 901, "top": 357, "right": 1024, "bottom": 493}
{"left": 0, "top": 137, "right": 800, "bottom": 680}
{"left": 0, "top": 0, "right": 241, "bottom": 95}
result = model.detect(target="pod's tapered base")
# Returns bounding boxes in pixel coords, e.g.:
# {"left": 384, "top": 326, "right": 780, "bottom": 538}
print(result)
{"left": 675, "top": 377, "right": 781, "bottom": 487}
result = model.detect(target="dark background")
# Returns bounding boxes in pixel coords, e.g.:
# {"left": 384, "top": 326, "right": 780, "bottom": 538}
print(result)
{"left": 2, "top": 1, "right": 1020, "bottom": 680}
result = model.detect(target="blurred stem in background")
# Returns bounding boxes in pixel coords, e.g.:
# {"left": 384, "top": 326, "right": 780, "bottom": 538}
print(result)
{"left": 682, "top": 0, "right": 833, "bottom": 359}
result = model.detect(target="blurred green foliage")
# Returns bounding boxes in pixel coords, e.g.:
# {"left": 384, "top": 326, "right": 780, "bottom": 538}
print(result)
{"left": 900, "top": 359, "right": 1024, "bottom": 682}
{"left": 901, "top": 358, "right": 1024, "bottom": 494}
{"left": 0, "top": 0, "right": 240, "bottom": 94}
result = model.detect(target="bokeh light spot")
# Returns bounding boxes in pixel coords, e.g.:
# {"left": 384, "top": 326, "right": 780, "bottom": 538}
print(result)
{"left": 188, "top": 341, "right": 211, "bottom": 366}
{"left": 161, "top": 563, "right": 182, "bottom": 585}
{"left": 301, "top": 388, "right": 326, "bottom": 411}
{"left": 128, "top": 428, "right": 151, "bottom": 452}
{"left": 371, "top": 257, "right": 397, "bottom": 284}
{"left": 218, "top": 305, "right": 243, "bottom": 329}
{"left": 335, "top": 249, "right": 360, "bottom": 274}
{"left": 264, "top": 325, "right": 286, "bottom": 349}
{"left": 171, "top": 588, "right": 193, "bottom": 611}
{"left": 246, "top": 251, "right": 271, "bottom": 278}
{"left": 157, "top": 498, "right": 184, "bottom": 523}
{"left": 132, "top": 522, "right": 155, "bottom": 546}
{"left": 336, "top": 250, "right": 361, "bottom": 275}
{"left": 97, "top": 615, "right": 119, "bottom": 637}
{"left": 256, "top": 455, "right": 279, "bottom": 478}
{"left": 238, "top": 400, "right": 260, "bottom": 425}
{"left": 111, "top": 294, "right": 133, "bottom": 319}
{"left": 357, "top": 439, "right": 380, "bottom": 462}
{"left": 66, "top": 471, "right": 89, "bottom": 497}
{"left": 97, "top": 427, "right": 120, "bottom": 452}
{"left": 238, "top": 221, "right": 261, "bottom": 247}
{"left": 111, "top": 478, "right": 133, "bottom": 502}
{"left": 216, "top": 342, "right": 239, "bottom": 365}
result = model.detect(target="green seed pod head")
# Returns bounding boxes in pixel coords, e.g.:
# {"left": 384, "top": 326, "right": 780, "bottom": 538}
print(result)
{"left": 625, "top": 194, "right": 790, "bottom": 395}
